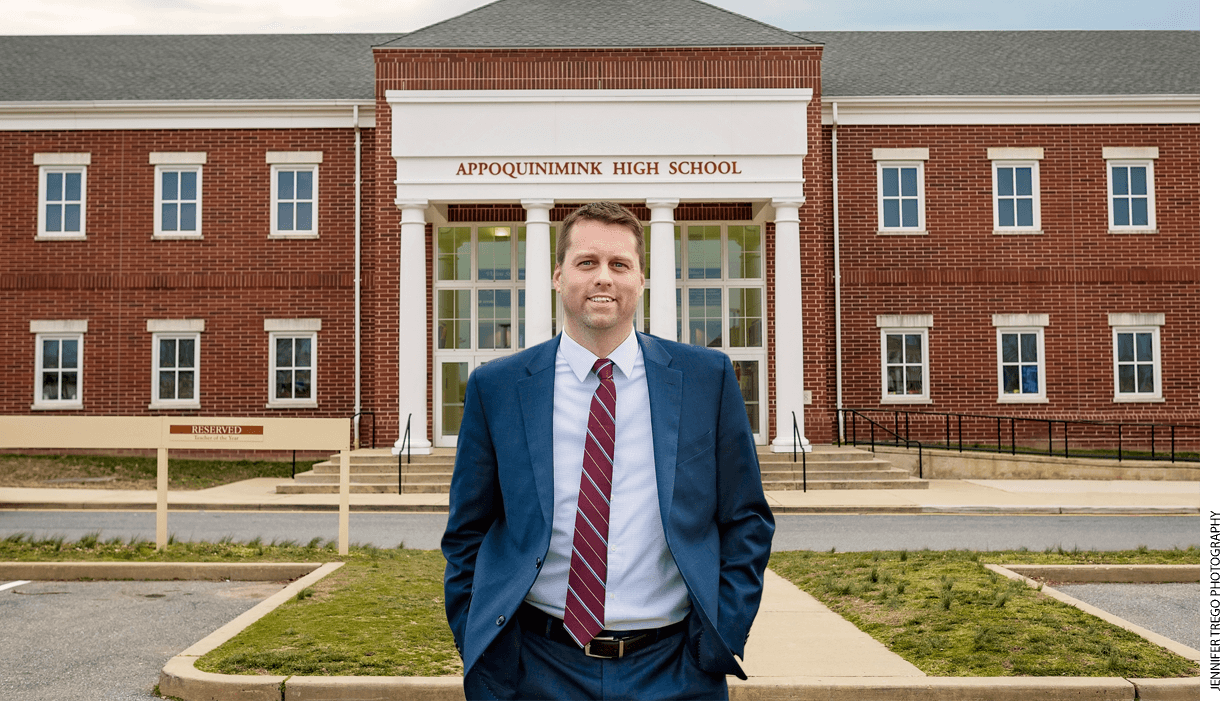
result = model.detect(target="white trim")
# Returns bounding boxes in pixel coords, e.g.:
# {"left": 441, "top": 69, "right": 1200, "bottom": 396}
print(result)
{"left": 878, "top": 314, "right": 934, "bottom": 328}
{"left": 149, "top": 152, "right": 207, "bottom": 165}
{"left": 267, "top": 330, "right": 318, "bottom": 407}
{"left": 386, "top": 88, "right": 813, "bottom": 104}
{"left": 1111, "top": 325, "right": 1163, "bottom": 402}
{"left": 996, "top": 327, "right": 1047, "bottom": 403}
{"left": 991, "top": 160, "right": 1042, "bottom": 233}
{"left": 987, "top": 147, "right": 1044, "bottom": 160}
{"left": 269, "top": 163, "right": 320, "bottom": 239}
{"left": 992, "top": 314, "right": 1049, "bottom": 327}
{"left": 265, "top": 318, "right": 322, "bottom": 332}
{"left": 31, "top": 320, "right": 88, "bottom": 333}
{"left": 32, "top": 332, "right": 84, "bottom": 410}
{"left": 1105, "top": 159, "right": 1156, "bottom": 234}
{"left": 0, "top": 100, "right": 378, "bottom": 131}
{"left": 33, "top": 153, "right": 90, "bottom": 165}
{"left": 1102, "top": 147, "right": 1159, "bottom": 160}
{"left": 876, "top": 161, "right": 926, "bottom": 234}
{"left": 149, "top": 332, "right": 201, "bottom": 410}
{"left": 266, "top": 151, "right": 323, "bottom": 164}
{"left": 153, "top": 164, "right": 203, "bottom": 238}
{"left": 880, "top": 327, "right": 931, "bottom": 404}
{"left": 873, "top": 148, "right": 930, "bottom": 161}
{"left": 37, "top": 164, "right": 87, "bottom": 238}
{"left": 819, "top": 95, "right": 1199, "bottom": 125}
{"left": 147, "top": 319, "right": 205, "bottom": 332}
{"left": 1107, "top": 313, "right": 1165, "bottom": 327}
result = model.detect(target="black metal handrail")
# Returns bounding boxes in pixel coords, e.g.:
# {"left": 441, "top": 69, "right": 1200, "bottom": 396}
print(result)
{"left": 397, "top": 413, "right": 411, "bottom": 496}
{"left": 840, "top": 408, "right": 1198, "bottom": 464}
{"left": 350, "top": 411, "right": 375, "bottom": 450}
{"left": 791, "top": 411, "right": 808, "bottom": 492}
{"left": 838, "top": 410, "right": 926, "bottom": 478}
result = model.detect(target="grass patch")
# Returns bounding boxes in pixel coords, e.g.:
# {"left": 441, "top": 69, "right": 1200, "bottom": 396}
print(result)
{"left": 771, "top": 548, "right": 1198, "bottom": 678}
{"left": 197, "top": 550, "right": 460, "bottom": 677}
{"left": 0, "top": 531, "right": 344, "bottom": 562}
{"left": 0, "top": 453, "right": 299, "bottom": 490}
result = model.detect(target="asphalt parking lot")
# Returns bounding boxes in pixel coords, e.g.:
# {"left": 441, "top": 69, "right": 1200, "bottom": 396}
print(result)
{"left": 0, "top": 578, "right": 284, "bottom": 701}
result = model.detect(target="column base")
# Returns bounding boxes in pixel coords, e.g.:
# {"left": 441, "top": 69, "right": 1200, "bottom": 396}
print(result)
{"left": 770, "top": 436, "right": 812, "bottom": 453}
{"left": 391, "top": 438, "right": 433, "bottom": 456}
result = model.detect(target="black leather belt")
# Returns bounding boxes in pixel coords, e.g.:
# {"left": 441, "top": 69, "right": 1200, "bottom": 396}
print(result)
{"left": 517, "top": 604, "right": 687, "bottom": 659}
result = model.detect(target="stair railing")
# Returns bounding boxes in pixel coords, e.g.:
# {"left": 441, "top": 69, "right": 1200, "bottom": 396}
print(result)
{"left": 839, "top": 409, "right": 925, "bottom": 479}
{"left": 397, "top": 413, "right": 411, "bottom": 496}
{"left": 791, "top": 411, "right": 807, "bottom": 492}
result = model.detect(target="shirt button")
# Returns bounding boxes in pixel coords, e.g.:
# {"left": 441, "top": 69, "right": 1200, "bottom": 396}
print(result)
{"left": 535, "top": 558, "right": 542, "bottom": 568}
{"left": 497, "top": 615, "right": 506, "bottom": 626}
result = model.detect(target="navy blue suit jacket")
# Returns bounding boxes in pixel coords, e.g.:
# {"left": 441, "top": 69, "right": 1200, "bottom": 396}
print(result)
{"left": 441, "top": 332, "right": 774, "bottom": 681}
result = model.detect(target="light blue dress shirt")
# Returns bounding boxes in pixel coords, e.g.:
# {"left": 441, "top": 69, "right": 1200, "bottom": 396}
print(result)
{"left": 524, "top": 329, "right": 690, "bottom": 630}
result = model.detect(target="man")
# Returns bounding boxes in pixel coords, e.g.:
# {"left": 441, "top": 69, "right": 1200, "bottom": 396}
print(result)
{"left": 442, "top": 201, "right": 774, "bottom": 700}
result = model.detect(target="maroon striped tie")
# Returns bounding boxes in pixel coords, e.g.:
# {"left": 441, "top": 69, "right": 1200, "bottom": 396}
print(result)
{"left": 563, "top": 358, "right": 616, "bottom": 647}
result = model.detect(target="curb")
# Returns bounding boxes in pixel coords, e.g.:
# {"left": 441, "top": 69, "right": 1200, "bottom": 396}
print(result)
{"left": 0, "top": 561, "right": 321, "bottom": 581}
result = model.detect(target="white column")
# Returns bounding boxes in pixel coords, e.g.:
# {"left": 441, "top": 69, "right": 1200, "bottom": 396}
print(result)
{"left": 646, "top": 198, "right": 679, "bottom": 340}
{"left": 394, "top": 199, "right": 433, "bottom": 455}
{"left": 522, "top": 198, "right": 555, "bottom": 346}
{"left": 771, "top": 198, "right": 811, "bottom": 452}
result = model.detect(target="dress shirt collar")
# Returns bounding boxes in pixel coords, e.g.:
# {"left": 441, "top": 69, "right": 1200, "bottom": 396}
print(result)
{"left": 559, "top": 328, "right": 639, "bottom": 382}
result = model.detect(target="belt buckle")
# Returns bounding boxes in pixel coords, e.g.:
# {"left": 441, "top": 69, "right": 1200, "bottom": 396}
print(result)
{"left": 584, "top": 635, "right": 624, "bottom": 659}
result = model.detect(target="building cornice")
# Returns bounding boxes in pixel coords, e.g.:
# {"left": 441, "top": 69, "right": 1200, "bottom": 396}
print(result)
{"left": 0, "top": 100, "right": 378, "bottom": 131}
{"left": 823, "top": 94, "right": 1198, "bottom": 125}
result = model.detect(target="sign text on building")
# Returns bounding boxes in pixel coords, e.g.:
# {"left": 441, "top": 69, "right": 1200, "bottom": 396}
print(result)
{"left": 454, "top": 160, "right": 744, "bottom": 179}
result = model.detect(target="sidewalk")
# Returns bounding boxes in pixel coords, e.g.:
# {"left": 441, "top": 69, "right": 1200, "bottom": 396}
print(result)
{"left": 0, "top": 476, "right": 1201, "bottom": 514}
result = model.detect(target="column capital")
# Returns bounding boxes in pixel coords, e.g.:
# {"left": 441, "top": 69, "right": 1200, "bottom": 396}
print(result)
{"left": 645, "top": 198, "right": 680, "bottom": 210}
{"left": 520, "top": 198, "right": 555, "bottom": 209}
{"left": 394, "top": 198, "right": 429, "bottom": 212}
{"left": 521, "top": 199, "right": 554, "bottom": 225}
{"left": 395, "top": 199, "right": 428, "bottom": 226}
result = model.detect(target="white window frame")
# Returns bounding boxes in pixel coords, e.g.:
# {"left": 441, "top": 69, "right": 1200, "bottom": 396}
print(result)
{"left": 1103, "top": 147, "right": 1158, "bottom": 234}
{"left": 35, "top": 153, "right": 90, "bottom": 240}
{"left": 267, "top": 152, "right": 322, "bottom": 239}
{"left": 1109, "top": 313, "right": 1164, "bottom": 402}
{"left": 991, "top": 160, "right": 1042, "bottom": 234}
{"left": 993, "top": 314, "right": 1049, "bottom": 403}
{"left": 873, "top": 148, "right": 929, "bottom": 235}
{"left": 151, "top": 152, "right": 206, "bottom": 239}
{"left": 266, "top": 319, "right": 321, "bottom": 408}
{"left": 877, "top": 314, "right": 932, "bottom": 404}
{"left": 148, "top": 319, "right": 204, "bottom": 409}
{"left": 31, "top": 320, "right": 87, "bottom": 410}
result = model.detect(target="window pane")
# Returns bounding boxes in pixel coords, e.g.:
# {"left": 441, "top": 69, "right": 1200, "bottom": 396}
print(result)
{"left": 901, "top": 199, "right": 919, "bottom": 228}
{"left": 1131, "top": 198, "right": 1148, "bottom": 226}
{"left": 180, "top": 203, "right": 197, "bottom": 231}
{"left": 46, "top": 205, "right": 62, "bottom": 232}
{"left": 733, "top": 360, "right": 759, "bottom": 433}
{"left": 727, "top": 225, "right": 762, "bottom": 279}
{"left": 477, "top": 227, "right": 513, "bottom": 281}
{"left": 1137, "top": 365, "right": 1155, "bottom": 393}
{"left": 276, "top": 338, "right": 292, "bottom": 367}
{"left": 180, "top": 171, "right": 197, "bottom": 200}
{"left": 887, "top": 366, "right": 903, "bottom": 394}
{"left": 1118, "top": 364, "right": 1136, "bottom": 393}
{"left": 900, "top": 168, "right": 917, "bottom": 197}
{"left": 1136, "top": 333, "right": 1153, "bottom": 362}
{"left": 687, "top": 226, "right": 720, "bottom": 279}
{"left": 1003, "top": 366, "right": 1020, "bottom": 394}
{"left": 179, "top": 339, "right": 195, "bottom": 368}
{"left": 882, "top": 168, "right": 899, "bottom": 197}
{"left": 998, "top": 199, "right": 1015, "bottom": 227}
{"left": 905, "top": 366, "right": 923, "bottom": 394}
{"left": 294, "top": 369, "right": 311, "bottom": 398}
{"left": 296, "top": 202, "right": 312, "bottom": 230}
{"left": 884, "top": 200, "right": 901, "bottom": 228}
{"left": 42, "top": 372, "right": 58, "bottom": 400}
{"left": 1015, "top": 167, "right": 1032, "bottom": 196}
{"left": 61, "top": 372, "right": 77, "bottom": 400}
{"left": 1111, "top": 167, "right": 1128, "bottom": 195}
{"left": 43, "top": 340, "right": 59, "bottom": 370}
{"left": 296, "top": 171, "right": 312, "bottom": 199}
{"left": 159, "top": 371, "right": 176, "bottom": 399}
{"left": 1020, "top": 333, "right": 1037, "bottom": 363}
{"left": 295, "top": 338, "right": 311, "bottom": 367}
{"left": 162, "top": 171, "right": 178, "bottom": 199}
{"left": 904, "top": 334, "right": 922, "bottom": 364}
{"left": 276, "top": 369, "right": 292, "bottom": 398}
{"left": 1002, "top": 333, "right": 1018, "bottom": 363}
{"left": 162, "top": 203, "right": 178, "bottom": 232}
{"left": 437, "top": 228, "right": 471, "bottom": 282}
{"left": 278, "top": 171, "right": 294, "bottom": 200}
{"left": 1130, "top": 166, "right": 1147, "bottom": 195}
{"left": 64, "top": 204, "right": 81, "bottom": 232}
{"left": 65, "top": 172, "right": 81, "bottom": 201}
{"left": 886, "top": 334, "right": 903, "bottom": 364}
{"left": 1016, "top": 199, "right": 1033, "bottom": 227}
{"left": 278, "top": 202, "right": 294, "bottom": 230}
{"left": 61, "top": 339, "right": 78, "bottom": 368}
{"left": 178, "top": 370, "right": 194, "bottom": 399}
{"left": 47, "top": 172, "right": 63, "bottom": 201}
{"left": 160, "top": 340, "right": 176, "bottom": 368}
{"left": 997, "top": 167, "right": 1013, "bottom": 195}
{"left": 1021, "top": 365, "right": 1038, "bottom": 394}
{"left": 1117, "top": 333, "right": 1135, "bottom": 362}
{"left": 441, "top": 362, "right": 468, "bottom": 436}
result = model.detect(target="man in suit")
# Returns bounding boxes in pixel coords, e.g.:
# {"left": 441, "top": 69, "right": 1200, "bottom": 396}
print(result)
{"left": 442, "top": 201, "right": 775, "bottom": 700}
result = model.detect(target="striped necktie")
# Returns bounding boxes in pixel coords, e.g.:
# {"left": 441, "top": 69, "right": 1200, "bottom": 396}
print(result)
{"left": 563, "top": 358, "right": 616, "bottom": 647}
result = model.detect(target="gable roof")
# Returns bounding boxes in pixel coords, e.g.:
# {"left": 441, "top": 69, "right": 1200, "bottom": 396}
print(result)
{"left": 798, "top": 30, "right": 1198, "bottom": 96}
{"left": 377, "top": 0, "right": 815, "bottom": 48}
{"left": 0, "top": 34, "right": 399, "bottom": 102}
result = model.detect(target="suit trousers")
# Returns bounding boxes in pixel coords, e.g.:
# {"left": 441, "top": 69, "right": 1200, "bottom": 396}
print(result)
{"left": 463, "top": 613, "right": 728, "bottom": 701}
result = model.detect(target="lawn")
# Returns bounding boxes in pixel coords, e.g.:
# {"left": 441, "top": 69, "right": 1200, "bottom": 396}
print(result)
{"left": 0, "top": 452, "right": 303, "bottom": 490}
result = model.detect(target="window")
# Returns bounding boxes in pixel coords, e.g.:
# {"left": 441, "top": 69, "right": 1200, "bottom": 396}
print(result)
{"left": 993, "top": 314, "right": 1048, "bottom": 402}
{"left": 150, "top": 152, "right": 206, "bottom": 239}
{"left": 148, "top": 320, "right": 203, "bottom": 408}
{"left": 873, "top": 148, "right": 929, "bottom": 235}
{"left": 1109, "top": 313, "right": 1164, "bottom": 402}
{"left": 988, "top": 148, "right": 1043, "bottom": 234}
{"left": 268, "top": 152, "right": 321, "bottom": 238}
{"left": 35, "top": 153, "right": 89, "bottom": 239}
{"left": 31, "top": 320, "right": 87, "bottom": 409}
{"left": 266, "top": 319, "right": 319, "bottom": 407}
{"left": 1103, "top": 148, "right": 1158, "bottom": 233}
{"left": 878, "top": 315, "right": 932, "bottom": 403}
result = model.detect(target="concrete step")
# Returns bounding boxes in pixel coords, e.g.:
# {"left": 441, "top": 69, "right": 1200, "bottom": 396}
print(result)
{"left": 276, "top": 482, "right": 450, "bottom": 494}
{"left": 763, "top": 478, "right": 930, "bottom": 491}
{"left": 290, "top": 470, "right": 453, "bottom": 485}
{"left": 760, "top": 469, "right": 917, "bottom": 481}
{"left": 309, "top": 462, "right": 454, "bottom": 475}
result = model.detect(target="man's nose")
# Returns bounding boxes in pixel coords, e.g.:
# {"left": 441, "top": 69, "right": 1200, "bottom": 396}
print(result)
{"left": 594, "top": 262, "right": 613, "bottom": 284}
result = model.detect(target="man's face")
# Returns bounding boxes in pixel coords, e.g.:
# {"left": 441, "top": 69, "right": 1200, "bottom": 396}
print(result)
{"left": 553, "top": 218, "right": 644, "bottom": 345}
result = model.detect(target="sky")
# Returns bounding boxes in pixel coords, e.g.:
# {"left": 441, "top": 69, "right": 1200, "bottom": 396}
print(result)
{"left": 0, "top": 0, "right": 1203, "bottom": 35}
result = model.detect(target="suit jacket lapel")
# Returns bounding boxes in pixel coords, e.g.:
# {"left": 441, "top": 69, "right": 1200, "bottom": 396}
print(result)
{"left": 519, "top": 335, "right": 560, "bottom": 527}
{"left": 639, "top": 333, "right": 682, "bottom": 522}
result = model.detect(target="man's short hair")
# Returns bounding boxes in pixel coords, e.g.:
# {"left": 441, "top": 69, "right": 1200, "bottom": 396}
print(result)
{"left": 556, "top": 201, "right": 645, "bottom": 271}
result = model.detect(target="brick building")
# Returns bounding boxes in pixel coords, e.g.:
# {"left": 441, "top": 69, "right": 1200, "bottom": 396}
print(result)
{"left": 0, "top": 0, "right": 1199, "bottom": 457}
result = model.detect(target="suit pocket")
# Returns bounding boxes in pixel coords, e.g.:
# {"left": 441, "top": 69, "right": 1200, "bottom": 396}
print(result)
{"left": 676, "top": 430, "right": 714, "bottom": 465}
